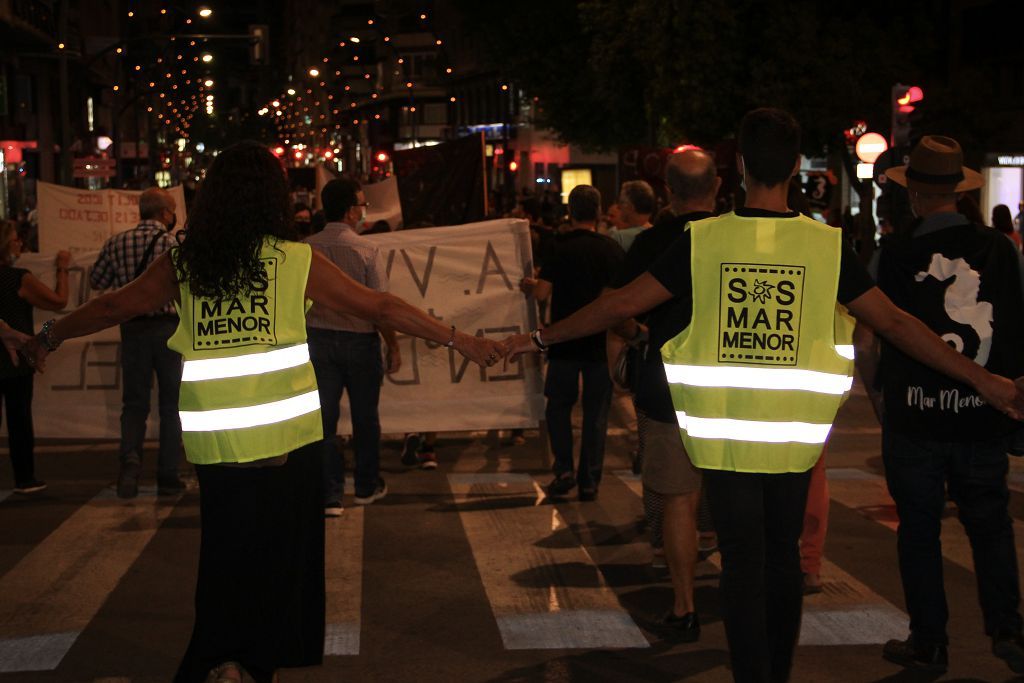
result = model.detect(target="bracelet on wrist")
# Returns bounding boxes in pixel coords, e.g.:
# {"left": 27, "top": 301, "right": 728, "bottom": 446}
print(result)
{"left": 37, "top": 318, "right": 62, "bottom": 352}
{"left": 530, "top": 328, "right": 548, "bottom": 351}
{"left": 445, "top": 325, "right": 457, "bottom": 348}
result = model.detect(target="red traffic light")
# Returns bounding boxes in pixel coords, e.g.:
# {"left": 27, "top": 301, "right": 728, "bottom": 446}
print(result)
{"left": 272, "top": 146, "right": 285, "bottom": 157}
{"left": 375, "top": 151, "right": 389, "bottom": 163}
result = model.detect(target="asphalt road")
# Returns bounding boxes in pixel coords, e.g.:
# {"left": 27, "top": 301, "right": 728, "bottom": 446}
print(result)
{"left": 2, "top": 387, "right": 1024, "bottom": 683}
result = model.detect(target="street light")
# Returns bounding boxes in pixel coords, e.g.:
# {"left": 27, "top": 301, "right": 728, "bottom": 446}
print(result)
{"left": 201, "top": 53, "right": 213, "bottom": 63}
{"left": 308, "top": 68, "right": 320, "bottom": 77}
{"left": 204, "top": 79, "right": 214, "bottom": 87}
{"left": 198, "top": 7, "right": 213, "bottom": 18}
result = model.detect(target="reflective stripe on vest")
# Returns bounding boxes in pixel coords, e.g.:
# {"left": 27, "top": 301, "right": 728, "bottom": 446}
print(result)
{"left": 675, "top": 411, "right": 832, "bottom": 444}
{"left": 663, "top": 363, "right": 853, "bottom": 395}
{"left": 660, "top": 213, "right": 848, "bottom": 473}
{"left": 181, "top": 343, "right": 311, "bottom": 382}
{"left": 180, "top": 390, "right": 321, "bottom": 432}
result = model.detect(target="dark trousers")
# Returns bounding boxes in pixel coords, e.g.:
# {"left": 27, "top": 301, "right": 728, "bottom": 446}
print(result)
{"left": 175, "top": 443, "right": 325, "bottom": 683}
{"left": 883, "top": 429, "right": 1022, "bottom": 645}
{"left": 704, "top": 467, "right": 812, "bottom": 683}
{"left": 119, "top": 317, "right": 182, "bottom": 483}
{"left": 544, "top": 357, "right": 612, "bottom": 488}
{"left": 308, "top": 329, "right": 383, "bottom": 502}
{"left": 1, "top": 374, "right": 35, "bottom": 486}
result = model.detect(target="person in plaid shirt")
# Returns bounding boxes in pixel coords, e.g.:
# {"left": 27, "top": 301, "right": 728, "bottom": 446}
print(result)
{"left": 91, "top": 187, "right": 184, "bottom": 498}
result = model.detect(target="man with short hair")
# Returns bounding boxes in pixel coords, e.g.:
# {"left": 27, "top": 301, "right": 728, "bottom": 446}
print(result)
{"left": 521, "top": 185, "right": 624, "bottom": 500}
{"left": 858, "top": 136, "right": 1024, "bottom": 675}
{"left": 91, "top": 187, "right": 183, "bottom": 498}
{"left": 504, "top": 109, "right": 1024, "bottom": 682}
{"left": 608, "top": 180, "right": 657, "bottom": 252}
{"left": 607, "top": 149, "right": 720, "bottom": 641}
{"left": 307, "top": 178, "right": 399, "bottom": 515}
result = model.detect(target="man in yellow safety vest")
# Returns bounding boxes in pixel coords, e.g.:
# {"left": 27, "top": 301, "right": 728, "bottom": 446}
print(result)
{"left": 502, "top": 108, "right": 1024, "bottom": 683}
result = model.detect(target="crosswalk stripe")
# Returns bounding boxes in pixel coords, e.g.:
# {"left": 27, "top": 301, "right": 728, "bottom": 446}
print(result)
{"left": 324, "top": 505, "right": 363, "bottom": 656}
{"left": 0, "top": 486, "right": 176, "bottom": 672}
{"left": 448, "top": 472, "right": 649, "bottom": 650}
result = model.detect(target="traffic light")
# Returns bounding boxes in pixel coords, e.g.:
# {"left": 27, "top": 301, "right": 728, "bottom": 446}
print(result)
{"left": 891, "top": 83, "right": 923, "bottom": 148}
{"left": 249, "top": 24, "right": 269, "bottom": 66}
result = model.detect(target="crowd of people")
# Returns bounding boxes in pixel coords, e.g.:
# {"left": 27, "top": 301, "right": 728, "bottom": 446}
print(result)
{"left": 1, "top": 106, "right": 1024, "bottom": 683}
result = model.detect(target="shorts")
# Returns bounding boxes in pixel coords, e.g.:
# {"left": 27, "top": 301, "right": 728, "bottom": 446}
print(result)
{"left": 639, "top": 410, "right": 701, "bottom": 496}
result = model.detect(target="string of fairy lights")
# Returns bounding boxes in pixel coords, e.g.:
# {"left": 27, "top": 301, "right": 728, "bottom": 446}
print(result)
{"left": 256, "top": 10, "right": 508, "bottom": 158}
{"left": 80, "top": 3, "right": 217, "bottom": 141}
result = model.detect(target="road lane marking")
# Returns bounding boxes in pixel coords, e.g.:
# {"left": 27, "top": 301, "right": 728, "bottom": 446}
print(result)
{"left": 449, "top": 472, "right": 649, "bottom": 650}
{"left": 0, "top": 487, "right": 173, "bottom": 672}
{"left": 324, "top": 505, "right": 363, "bottom": 656}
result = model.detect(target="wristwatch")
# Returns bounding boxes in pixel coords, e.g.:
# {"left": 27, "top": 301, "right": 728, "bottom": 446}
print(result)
{"left": 530, "top": 328, "right": 547, "bottom": 351}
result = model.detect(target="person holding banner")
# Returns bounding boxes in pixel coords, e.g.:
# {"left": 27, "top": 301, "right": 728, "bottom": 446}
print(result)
{"left": 18, "top": 141, "right": 504, "bottom": 683}
{"left": 0, "top": 220, "right": 70, "bottom": 494}
{"left": 91, "top": 187, "right": 184, "bottom": 499}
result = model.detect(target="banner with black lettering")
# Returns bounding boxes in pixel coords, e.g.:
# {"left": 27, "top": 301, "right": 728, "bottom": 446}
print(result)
{"left": 19, "top": 218, "right": 543, "bottom": 438}
{"left": 37, "top": 182, "right": 187, "bottom": 253}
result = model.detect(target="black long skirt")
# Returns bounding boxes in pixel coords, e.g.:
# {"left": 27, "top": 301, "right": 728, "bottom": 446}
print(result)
{"left": 174, "top": 442, "right": 325, "bottom": 683}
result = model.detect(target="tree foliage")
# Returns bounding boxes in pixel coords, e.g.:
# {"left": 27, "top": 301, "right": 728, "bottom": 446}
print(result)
{"left": 457, "top": 0, "right": 950, "bottom": 152}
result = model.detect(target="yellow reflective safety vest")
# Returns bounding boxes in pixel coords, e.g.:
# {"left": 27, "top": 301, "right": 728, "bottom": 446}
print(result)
{"left": 660, "top": 212, "right": 852, "bottom": 473}
{"left": 168, "top": 238, "right": 323, "bottom": 464}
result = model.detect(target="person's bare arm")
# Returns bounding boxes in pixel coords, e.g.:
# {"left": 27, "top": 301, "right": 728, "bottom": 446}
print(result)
{"left": 847, "top": 286, "right": 1024, "bottom": 419}
{"left": 20, "top": 252, "right": 179, "bottom": 370}
{"left": 18, "top": 251, "right": 71, "bottom": 311}
{"left": 377, "top": 325, "right": 402, "bottom": 374}
{"left": 504, "top": 272, "right": 673, "bottom": 356}
{"left": 306, "top": 251, "right": 501, "bottom": 367}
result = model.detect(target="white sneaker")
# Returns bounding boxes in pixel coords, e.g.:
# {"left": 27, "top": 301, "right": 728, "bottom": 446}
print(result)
{"left": 353, "top": 478, "right": 388, "bottom": 505}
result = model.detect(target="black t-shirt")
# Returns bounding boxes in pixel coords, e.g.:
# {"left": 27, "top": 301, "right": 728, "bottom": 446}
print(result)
{"left": 610, "top": 211, "right": 712, "bottom": 421}
{"left": 640, "top": 209, "right": 875, "bottom": 422}
{"left": 0, "top": 266, "right": 33, "bottom": 378}
{"left": 539, "top": 229, "right": 625, "bottom": 361}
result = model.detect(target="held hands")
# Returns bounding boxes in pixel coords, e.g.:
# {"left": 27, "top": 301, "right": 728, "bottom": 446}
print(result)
{"left": 0, "top": 320, "right": 32, "bottom": 366}
{"left": 980, "top": 375, "right": 1024, "bottom": 422}
{"left": 454, "top": 331, "right": 508, "bottom": 369}
{"left": 19, "top": 336, "right": 49, "bottom": 373}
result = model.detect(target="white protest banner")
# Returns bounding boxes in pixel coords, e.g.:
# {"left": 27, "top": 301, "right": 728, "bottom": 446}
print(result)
{"left": 20, "top": 218, "right": 543, "bottom": 438}
{"left": 363, "top": 176, "right": 403, "bottom": 230}
{"left": 37, "top": 182, "right": 187, "bottom": 253}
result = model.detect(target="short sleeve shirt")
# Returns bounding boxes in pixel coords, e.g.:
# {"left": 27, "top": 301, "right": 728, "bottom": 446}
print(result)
{"left": 539, "top": 229, "right": 625, "bottom": 361}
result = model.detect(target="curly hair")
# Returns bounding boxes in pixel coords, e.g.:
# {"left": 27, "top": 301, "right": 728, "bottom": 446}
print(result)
{"left": 175, "top": 141, "right": 295, "bottom": 299}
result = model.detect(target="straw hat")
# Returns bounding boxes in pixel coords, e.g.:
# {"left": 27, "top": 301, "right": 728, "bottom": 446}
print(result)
{"left": 885, "top": 135, "right": 984, "bottom": 193}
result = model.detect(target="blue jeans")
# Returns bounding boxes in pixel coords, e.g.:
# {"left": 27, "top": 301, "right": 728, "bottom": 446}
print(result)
{"left": 883, "top": 428, "right": 1022, "bottom": 645}
{"left": 544, "top": 357, "right": 612, "bottom": 489}
{"left": 308, "top": 329, "right": 382, "bottom": 502}
{"left": 119, "top": 317, "right": 182, "bottom": 484}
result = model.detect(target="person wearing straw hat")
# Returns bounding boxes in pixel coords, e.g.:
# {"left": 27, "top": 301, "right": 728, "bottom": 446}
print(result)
{"left": 857, "top": 135, "right": 1024, "bottom": 675}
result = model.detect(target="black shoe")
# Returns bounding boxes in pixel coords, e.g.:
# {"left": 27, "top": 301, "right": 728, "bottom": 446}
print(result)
{"left": 13, "top": 479, "right": 47, "bottom": 495}
{"left": 882, "top": 637, "right": 948, "bottom": 673}
{"left": 117, "top": 461, "right": 140, "bottom": 499}
{"left": 157, "top": 477, "right": 186, "bottom": 496}
{"left": 578, "top": 486, "right": 598, "bottom": 502}
{"left": 354, "top": 478, "right": 388, "bottom": 505}
{"left": 662, "top": 611, "right": 700, "bottom": 643}
{"left": 545, "top": 474, "right": 576, "bottom": 497}
{"left": 401, "top": 434, "right": 422, "bottom": 466}
{"left": 993, "top": 629, "right": 1024, "bottom": 674}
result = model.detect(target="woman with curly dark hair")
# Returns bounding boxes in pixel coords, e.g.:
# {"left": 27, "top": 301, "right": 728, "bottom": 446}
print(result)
{"left": 20, "top": 141, "right": 504, "bottom": 683}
